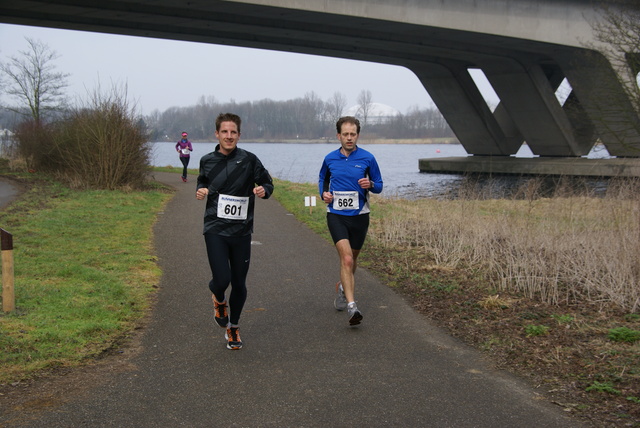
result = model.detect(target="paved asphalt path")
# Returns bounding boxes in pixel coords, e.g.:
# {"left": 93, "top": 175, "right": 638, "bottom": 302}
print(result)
{"left": 0, "top": 178, "right": 20, "bottom": 209}
{"left": 0, "top": 172, "right": 583, "bottom": 427}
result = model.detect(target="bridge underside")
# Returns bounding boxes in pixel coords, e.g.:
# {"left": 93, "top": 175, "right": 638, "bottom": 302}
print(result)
{"left": 2, "top": 0, "right": 640, "bottom": 158}
{"left": 419, "top": 156, "right": 640, "bottom": 177}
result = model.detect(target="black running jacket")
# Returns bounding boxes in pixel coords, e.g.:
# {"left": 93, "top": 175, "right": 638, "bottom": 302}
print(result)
{"left": 197, "top": 145, "right": 274, "bottom": 236}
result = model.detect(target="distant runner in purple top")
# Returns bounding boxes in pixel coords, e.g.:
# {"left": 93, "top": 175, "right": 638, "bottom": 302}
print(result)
{"left": 175, "top": 131, "right": 193, "bottom": 182}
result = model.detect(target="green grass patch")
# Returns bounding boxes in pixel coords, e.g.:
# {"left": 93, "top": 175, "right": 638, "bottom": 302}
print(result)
{"left": 608, "top": 326, "right": 640, "bottom": 343}
{"left": 586, "top": 381, "right": 621, "bottom": 395}
{"left": 625, "top": 313, "right": 640, "bottom": 322}
{"left": 271, "top": 178, "right": 331, "bottom": 241}
{"left": 0, "top": 176, "right": 170, "bottom": 383}
{"left": 524, "top": 324, "right": 550, "bottom": 337}
{"left": 551, "top": 314, "right": 575, "bottom": 325}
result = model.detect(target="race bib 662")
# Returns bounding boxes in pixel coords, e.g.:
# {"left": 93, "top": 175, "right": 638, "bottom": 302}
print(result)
{"left": 333, "top": 191, "right": 359, "bottom": 211}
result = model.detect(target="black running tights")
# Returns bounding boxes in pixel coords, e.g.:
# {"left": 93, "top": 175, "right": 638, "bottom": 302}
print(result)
{"left": 180, "top": 156, "right": 190, "bottom": 178}
{"left": 204, "top": 233, "right": 251, "bottom": 325}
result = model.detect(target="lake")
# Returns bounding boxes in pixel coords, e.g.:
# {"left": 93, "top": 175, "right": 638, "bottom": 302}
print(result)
{"left": 151, "top": 142, "right": 611, "bottom": 199}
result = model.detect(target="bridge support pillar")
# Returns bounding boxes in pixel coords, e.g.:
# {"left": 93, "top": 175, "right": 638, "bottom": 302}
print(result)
{"left": 555, "top": 50, "right": 640, "bottom": 157}
{"left": 479, "top": 58, "right": 593, "bottom": 156}
{"left": 408, "top": 61, "right": 522, "bottom": 156}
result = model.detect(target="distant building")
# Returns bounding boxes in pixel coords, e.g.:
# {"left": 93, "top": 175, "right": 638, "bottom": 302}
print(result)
{"left": 344, "top": 102, "right": 400, "bottom": 125}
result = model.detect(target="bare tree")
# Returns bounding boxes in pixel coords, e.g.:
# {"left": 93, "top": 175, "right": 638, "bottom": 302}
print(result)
{"left": 0, "top": 37, "right": 70, "bottom": 124}
{"left": 589, "top": 1, "right": 640, "bottom": 110}
{"left": 583, "top": 0, "right": 640, "bottom": 153}
{"left": 298, "top": 91, "right": 325, "bottom": 137}
{"left": 325, "top": 91, "right": 348, "bottom": 124}
{"left": 356, "top": 89, "right": 373, "bottom": 127}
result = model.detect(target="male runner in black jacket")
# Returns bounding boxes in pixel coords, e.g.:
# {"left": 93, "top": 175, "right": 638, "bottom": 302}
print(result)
{"left": 196, "top": 112, "right": 274, "bottom": 350}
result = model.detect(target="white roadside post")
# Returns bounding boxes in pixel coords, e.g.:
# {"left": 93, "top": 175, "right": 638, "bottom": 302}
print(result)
{"left": 304, "top": 196, "right": 317, "bottom": 215}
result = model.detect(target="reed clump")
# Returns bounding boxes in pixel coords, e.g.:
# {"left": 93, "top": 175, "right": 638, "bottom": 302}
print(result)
{"left": 369, "top": 177, "right": 640, "bottom": 313}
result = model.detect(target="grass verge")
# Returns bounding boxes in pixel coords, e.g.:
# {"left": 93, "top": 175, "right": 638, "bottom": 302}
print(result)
{"left": 0, "top": 171, "right": 171, "bottom": 383}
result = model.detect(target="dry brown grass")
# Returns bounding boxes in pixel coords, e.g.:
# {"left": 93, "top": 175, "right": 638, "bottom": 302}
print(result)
{"left": 370, "top": 183, "right": 640, "bottom": 312}
{"left": 364, "top": 179, "right": 640, "bottom": 426}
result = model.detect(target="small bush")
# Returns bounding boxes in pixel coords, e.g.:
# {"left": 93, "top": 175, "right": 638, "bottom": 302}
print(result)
{"left": 525, "top": 324, "right": 550, "bottom": 337}
{"left": 551, "top": 314, "right": 574, "bottom": 325}
{"left": 608, "top": 326, "right": 640, "bottom": 343}
{"left": 586, "top": 381, "right": 621, "bottom": 395}
{"left": 13, "top": 120, "right": 57, "bottom": 171}
{"left": 625, "top": 313, "right": 640, "bottom": 322}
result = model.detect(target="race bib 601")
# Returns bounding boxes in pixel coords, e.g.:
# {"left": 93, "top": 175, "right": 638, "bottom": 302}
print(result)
{"left": 217, "top": 194, "right": 249, "bottom": 220}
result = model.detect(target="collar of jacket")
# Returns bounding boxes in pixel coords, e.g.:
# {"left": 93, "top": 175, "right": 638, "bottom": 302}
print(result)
{"left": 214, "top": 145, "right": 238, "bottom": 159}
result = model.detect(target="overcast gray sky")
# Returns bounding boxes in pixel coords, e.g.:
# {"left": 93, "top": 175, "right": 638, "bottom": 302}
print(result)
{"left": 0, "top": 23, "right": 498, "bottom": 116}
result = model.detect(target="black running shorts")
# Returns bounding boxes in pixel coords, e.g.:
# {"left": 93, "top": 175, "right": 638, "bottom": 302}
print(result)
{"left": 326, "top": 212, "right": 370, "bottom": 250}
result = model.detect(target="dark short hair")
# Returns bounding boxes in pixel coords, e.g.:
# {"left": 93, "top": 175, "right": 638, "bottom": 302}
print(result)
{"left": 215, "top": 113, "right": 242, "bottom": 133}
{"left": 336, "top": 116, "right": 360, "bottom": 134}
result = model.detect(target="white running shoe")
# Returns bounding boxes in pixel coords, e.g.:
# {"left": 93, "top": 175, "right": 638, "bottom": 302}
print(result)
{"left": 348, "top": 303, "right": 363, "bottom": 326}
{"left": 334, "top": 282, "right": 347, "bottom": 311}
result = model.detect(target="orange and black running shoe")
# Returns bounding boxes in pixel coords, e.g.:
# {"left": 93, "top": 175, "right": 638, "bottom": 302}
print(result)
{"left": 212, "top": 295, "right": 229, "bottom": 328}
{"left": 225, "top": 326, "right": 242, "bottom": 350}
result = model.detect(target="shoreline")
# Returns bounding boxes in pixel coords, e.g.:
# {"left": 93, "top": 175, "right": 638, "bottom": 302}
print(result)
{"left": 160, "top": 138, "right": 460, "bottom": 145}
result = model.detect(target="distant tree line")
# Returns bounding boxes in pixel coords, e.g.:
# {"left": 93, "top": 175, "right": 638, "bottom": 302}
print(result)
{"left": 0, "top": 38, "right": 453, "bottom": 143}
{"left": 145, "top": 92, "right": 454, "bottom": 142}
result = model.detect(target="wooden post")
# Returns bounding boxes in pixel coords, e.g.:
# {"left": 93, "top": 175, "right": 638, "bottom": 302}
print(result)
{"left": 1, "top": 228, "right": 15, "bottom": 312}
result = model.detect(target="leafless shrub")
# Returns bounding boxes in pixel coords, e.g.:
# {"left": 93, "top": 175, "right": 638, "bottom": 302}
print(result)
{"left": 55, "top": 85, "right": 151, "bottom": 189}
{"left": 11, "top": 84, "right": 152, "bottom": 189}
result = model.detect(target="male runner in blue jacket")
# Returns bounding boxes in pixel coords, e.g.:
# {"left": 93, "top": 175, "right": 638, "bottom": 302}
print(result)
{"left": 319, "top": 116, "right": 383, "bottom": 326}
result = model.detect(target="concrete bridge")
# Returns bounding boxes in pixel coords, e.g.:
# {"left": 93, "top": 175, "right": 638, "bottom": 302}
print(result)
{"left": 3, "top": 0, "right": 640, "bottom": 172}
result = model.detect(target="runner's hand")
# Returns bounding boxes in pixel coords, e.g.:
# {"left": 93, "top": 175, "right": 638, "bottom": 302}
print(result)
{"left": 196, "top": 188, "right": 208, "bottom": 200}
{"left": 322, "top": 191, "right": 333, "bottom": 204}
{"left": 254, "top": 186, "right": 266, "bottom": 198}
{"left": 358, "top": 178, "right": 372, "bottom": 189}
